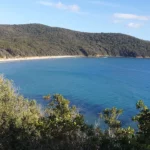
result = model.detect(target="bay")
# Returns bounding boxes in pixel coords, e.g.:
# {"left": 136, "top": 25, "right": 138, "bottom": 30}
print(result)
{"left": 0, "top": 57, "right": 150, "bottom": 126}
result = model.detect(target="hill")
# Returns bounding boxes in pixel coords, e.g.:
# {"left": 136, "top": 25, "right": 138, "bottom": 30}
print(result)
{"left": 0, "top": 23, "right": 150, "bottom": 58}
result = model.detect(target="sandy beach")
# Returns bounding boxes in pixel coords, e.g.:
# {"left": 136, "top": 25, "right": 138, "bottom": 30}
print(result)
{"left": 0, "top": 55, "right": 84, "bottom": 63}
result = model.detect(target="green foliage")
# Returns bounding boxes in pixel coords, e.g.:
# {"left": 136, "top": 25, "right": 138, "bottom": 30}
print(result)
{"left": 100, "top": 107, "right": 123, "bottom": 128}
{"left": 0, "top": 75, "right": 41, "bottom": 150}
{"left": 100, "top": 107, "right": 123, "bottom": 137}
{"left": 133, "top": 100, "right": 150, "bottom": 149}
{"left": 43, "top": 94, "right": 50, "bottom": 100}
{"left": 0, "top": 76, "right": 150, "bottom": 150}
{"left": 43, "top": 94, "right": 85, "bottom": 140}
{"left": 0, "top": 24, "right": 150, "bottom": 58}
{"left": 100, "top": 107, "right": 136, "bottom": 150}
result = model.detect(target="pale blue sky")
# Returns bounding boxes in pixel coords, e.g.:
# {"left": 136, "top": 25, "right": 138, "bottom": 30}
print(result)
{"left": 0, "top": 0, "right": 150, "bottom": 40}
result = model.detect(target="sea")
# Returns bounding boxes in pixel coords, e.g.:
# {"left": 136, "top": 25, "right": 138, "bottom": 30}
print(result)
{"left": 0, "top": 57, "right": 150, "bottom": 127}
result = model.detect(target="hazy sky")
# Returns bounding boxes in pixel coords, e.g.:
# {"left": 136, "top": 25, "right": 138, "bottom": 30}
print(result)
{"left": 1, "top": 0, "right": 150, "bottom": 40}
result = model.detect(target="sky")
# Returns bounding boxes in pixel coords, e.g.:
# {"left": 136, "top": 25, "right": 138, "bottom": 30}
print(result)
{"left": 0, "top": 0, "right": 150, "bottom": 40}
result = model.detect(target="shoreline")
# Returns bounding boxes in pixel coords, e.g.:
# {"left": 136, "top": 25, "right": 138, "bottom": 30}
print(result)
{"left": 0, "top": 55, "right": 85, "bottom": 63}
{"left": 0, "top": 55, "right": 149, "bottom": 63}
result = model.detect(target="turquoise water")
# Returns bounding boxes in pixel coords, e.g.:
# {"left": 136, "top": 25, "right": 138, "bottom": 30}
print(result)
{"left": 0, "top": 57, "right": 150, "bottom": 126}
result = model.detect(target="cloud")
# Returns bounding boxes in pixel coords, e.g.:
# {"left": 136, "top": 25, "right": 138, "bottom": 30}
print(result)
{"left": 89, "top": 1, "right": 120, "bottom": 7}
{"left": 38, "top": 1, "right": 80, "bottom": 13}
{"left": 114, "top": 13, "right": 150, "bottom": 21}
{"left": 127, "top": 23, "right": 143, "bottom": 28}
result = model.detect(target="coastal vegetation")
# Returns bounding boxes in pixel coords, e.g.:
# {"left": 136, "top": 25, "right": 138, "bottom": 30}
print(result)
{"left": 0, "top": 24, "right": 150, "bottom": 58}
{"left": 0, "top": 76, "right": 150, "bottom": 150}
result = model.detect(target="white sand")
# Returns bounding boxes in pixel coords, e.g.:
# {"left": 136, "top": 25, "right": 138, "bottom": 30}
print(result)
{"left": 0, "top": 55, "right": 84, "bottom": 63}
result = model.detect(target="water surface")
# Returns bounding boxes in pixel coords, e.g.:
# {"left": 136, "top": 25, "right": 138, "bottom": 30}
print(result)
{"left": 0, "top": 57, "right": 150, "bottom": 126}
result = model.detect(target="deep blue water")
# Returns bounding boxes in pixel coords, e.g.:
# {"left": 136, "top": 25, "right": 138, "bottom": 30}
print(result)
{"left": 0, "top": 57, "right": 150, "bottom": 126}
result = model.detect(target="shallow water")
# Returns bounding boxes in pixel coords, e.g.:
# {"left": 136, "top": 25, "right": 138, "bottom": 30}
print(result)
{"left": 0, "top": 57, "right": 150, "bottom": 126}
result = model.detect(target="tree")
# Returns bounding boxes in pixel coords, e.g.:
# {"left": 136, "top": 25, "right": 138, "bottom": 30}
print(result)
{"left": 133, "top": 100, "right": 150, "bottom": 149}
{"left": 44, "top": 94, "right": 85, "bottom": 138}
{"left": 100, "top": 107, "right": 123, "bottom": 137}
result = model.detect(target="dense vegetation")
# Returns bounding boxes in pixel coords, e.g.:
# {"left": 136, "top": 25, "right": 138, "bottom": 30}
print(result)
{"left": 0, "top": 76, "right": 150, "bottom": 150}
{"left": 0, "top": 24, "right": 150, "bottom": 58}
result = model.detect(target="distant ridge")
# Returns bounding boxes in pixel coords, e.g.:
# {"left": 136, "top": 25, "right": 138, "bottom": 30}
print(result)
{"left": 0, "top": 23, "right": 150, "bottom": 58}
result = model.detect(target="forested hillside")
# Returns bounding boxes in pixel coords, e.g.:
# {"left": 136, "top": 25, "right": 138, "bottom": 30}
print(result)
{"left": 0, "top": 23, "right": 150, "bottom": 58}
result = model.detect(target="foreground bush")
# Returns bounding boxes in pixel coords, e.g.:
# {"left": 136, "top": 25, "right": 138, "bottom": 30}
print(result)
{"left": 0, "top": 76, "right": 149, "bottom": 150}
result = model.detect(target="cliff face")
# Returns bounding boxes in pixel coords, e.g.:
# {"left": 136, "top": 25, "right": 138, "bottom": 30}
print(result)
{"left": 0, "top": 23, "right": 150, "bottom": 58}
